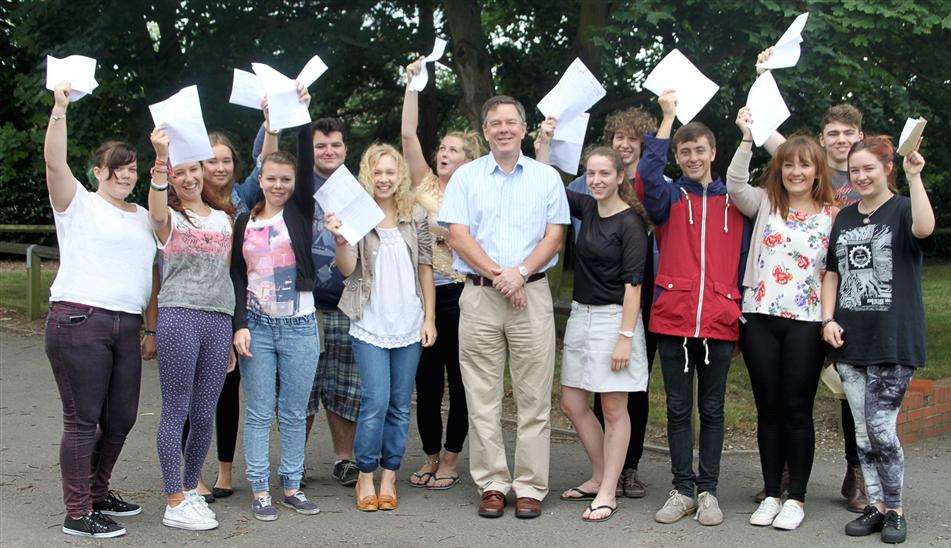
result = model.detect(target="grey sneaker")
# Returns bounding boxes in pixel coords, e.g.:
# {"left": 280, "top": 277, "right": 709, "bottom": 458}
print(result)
{"left": 655, "top": 490, "right": 697, "bottom": 524}
{"left": 622, "top": 468, "right": 647, "bottom": 498}
{"left": 695, "top": 491, "right": 723, "bottom": 526}
{"left": 282, "top": 491, "right": 320, "bottom": 515}
{"left": 332, "top": 460, "right": 359, "bottom": 487}
{"left": 251, "top": 494, "right": 278, "bottom": 521}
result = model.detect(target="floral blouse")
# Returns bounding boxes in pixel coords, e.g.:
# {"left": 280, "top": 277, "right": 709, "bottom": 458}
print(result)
{"left": 742, "top": 206, "right": 834, "bottom": 321}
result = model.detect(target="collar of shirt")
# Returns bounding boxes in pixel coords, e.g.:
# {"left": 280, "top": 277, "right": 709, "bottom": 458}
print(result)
{"left": 486, "top": 151, "right": 527, "bottom": 177}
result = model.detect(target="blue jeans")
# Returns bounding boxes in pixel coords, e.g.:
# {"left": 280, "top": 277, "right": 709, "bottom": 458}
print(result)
{"left": 239, "top": 311, "right": 319, "bottom": 492}
{"left": 352, "top": 338, "right": 422, "bottom": 473}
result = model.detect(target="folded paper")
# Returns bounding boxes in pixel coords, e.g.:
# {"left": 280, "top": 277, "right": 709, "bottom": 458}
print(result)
{"left": 746, "top": 71, "right": 790, "bottom": 147}
{"left": 756, "top": 12, "right": 810, "bottom": 70}
{"left": 46, "top": 55, "right": 99, "bottom": 101}
{"left": 149, "top": 85, "right": 214, "bottom": 166}
{"left": 643, "top": 49, "right": 719, "bottom": 124}
{"left": 409, "top": 37, "right": 448, "bottom": 92}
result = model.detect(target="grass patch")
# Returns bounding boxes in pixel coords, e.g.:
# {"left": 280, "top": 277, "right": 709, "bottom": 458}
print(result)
{"left": 0, "top": 268, "right": 55, "bottom": 315}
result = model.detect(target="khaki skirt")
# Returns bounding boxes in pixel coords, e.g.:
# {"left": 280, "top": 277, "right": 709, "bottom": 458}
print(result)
{"left": 561, "top": 301, "right": 649, "bottom": 393}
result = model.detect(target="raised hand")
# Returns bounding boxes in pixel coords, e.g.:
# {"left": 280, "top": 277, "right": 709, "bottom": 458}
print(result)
{"left": 756, "top": 47, "right": 774, "bottom": 75}
{"left": 658, "top": 89, "right": 677, "bottom": 119}
{"left": 406, "top": 57, "right": 424, "bottom": 84}
{"left": 150, "top": 126, "right": 171, "bottom": 160}
{"left": 52, "top": 81, "right": 71, "bottom": 112}
{"left": 536, "top": 117, "right": 557, "bottom": 147}
{"left": 735, "top": 107, "right": 753, "bottom": 138}
{"left": 903, "top": 149, "right": 925, "bottom": 178}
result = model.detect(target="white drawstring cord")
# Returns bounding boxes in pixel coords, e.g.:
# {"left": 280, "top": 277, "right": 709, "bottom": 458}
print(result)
{"left": 703, "top": 338, "right": 710, "bottom": 365}
{"left": 680, "top": 188, "right": 694, "bottom": 224}
{"left": 682, "top": 337, "right": 689, "bottom": 373}
{"left": 723, "top": 195, "right": 730, "bottom": 233}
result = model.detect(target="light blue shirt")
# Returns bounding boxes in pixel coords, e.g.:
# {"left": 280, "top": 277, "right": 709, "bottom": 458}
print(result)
{"left": 438, "top": 152, "right": 570, "bottom": 275}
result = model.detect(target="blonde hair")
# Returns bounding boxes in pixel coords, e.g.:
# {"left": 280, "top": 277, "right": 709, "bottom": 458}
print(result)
{"left": 418, "top": 131, "right": 484, "bottom": 213}
{"left": 359, "top": 143, "right": 416, "bottom": 221}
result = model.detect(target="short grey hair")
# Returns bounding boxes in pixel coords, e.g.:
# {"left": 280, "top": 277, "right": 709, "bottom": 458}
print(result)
{"left": 480, "top": 95, "right": 527, "bottom": 125}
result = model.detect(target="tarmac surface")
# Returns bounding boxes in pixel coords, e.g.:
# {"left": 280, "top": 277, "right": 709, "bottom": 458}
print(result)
{"left": 2, "top": 329, "right": 949, "bottom": 547}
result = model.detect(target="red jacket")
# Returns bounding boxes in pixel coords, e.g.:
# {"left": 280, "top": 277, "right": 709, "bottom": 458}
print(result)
{"left": 639, "top": 134, "right": 750, "bottom": 342}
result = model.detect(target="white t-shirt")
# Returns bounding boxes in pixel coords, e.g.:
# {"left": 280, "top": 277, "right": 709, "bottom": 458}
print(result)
{"left": 49, "top": 179, "right": 157, "bottom": 314}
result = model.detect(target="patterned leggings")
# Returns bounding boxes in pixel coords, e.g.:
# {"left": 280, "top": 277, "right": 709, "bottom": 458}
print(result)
{"left": 837, "top": 363, "right": 914, "bottom": 509}
{"left": 155, "top": 307, "right": 232, "bottom": 495}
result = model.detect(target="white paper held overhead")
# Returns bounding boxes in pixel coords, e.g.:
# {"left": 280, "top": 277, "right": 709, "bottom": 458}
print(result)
{"left": 229, "top": 68, "right": 266, "bottom": 110}
{"left": 149, "top": 86, "right": 214, "bottom": 166}
{"left": 231, "top": 53, "right": 329, "bottom": 131}
{"left": 549, "top": 112, "right": 590, "bottom": 175}
{"left": 643, "top": 49, "right": 719, "bottom": 124}
{"left": 409, "top": 37, "right": 448, "bottom": 92}
{"left": 897, "top": 117, "right": 927, "bottom": 156}
{"left": 756, "top": 12, "right": 810, "bottom": 70}
{"left": 46, "top": 55, "right": 99, "bottom": 101}
{"left": 314, "top": 165, "right": 385, "bottom": 246}
{"left": 745, "top": 71, "right": 790, "bottom": 147}
{"left": 537, "top": 58, "right": 606, "bottom": 123}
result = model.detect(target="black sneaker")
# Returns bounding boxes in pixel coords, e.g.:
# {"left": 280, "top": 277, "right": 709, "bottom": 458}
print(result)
{"left": 845, "top": 505, "right": 885, "bottom": 536}
{"left": 93, "top": 490, "right": 142, "bottom": 516}
{"left": 332, "top": 459, "right": 359, "bottom": 487}
{"left": 63, "top": 511, "right": 127, "bottom": 538}
{"left": 881, "top": 510, "right": 907, "bottom": 544}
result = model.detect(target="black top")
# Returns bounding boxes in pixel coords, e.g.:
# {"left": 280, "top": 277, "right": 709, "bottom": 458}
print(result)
{"left": 827, "top": 195, "right": 934, "bottom": 367}
{"left": 230, "top": 125, "right": 316, "bottom": 331}
{"left": 567, "top": 190, "right": 648, "bottom": 306}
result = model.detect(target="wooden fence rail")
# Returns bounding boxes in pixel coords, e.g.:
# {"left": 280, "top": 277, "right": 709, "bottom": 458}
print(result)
{"left": 0, "top": 225, "right": 58, "bottom": 320}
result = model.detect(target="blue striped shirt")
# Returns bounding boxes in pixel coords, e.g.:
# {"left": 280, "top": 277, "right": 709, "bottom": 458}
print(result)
{"left": 438, "top": 152, "right": 570, "bottom": 274}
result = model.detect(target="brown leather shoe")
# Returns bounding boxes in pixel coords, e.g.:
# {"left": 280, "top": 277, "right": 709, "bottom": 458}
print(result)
{"left": 478, "top": 490, "right": 506, "bottom": 518}
{"left": 844, "top": 464, "right": 868, "bottom": 513}
{"left": 515, "top": 497, "right": 541, "bottom": 519}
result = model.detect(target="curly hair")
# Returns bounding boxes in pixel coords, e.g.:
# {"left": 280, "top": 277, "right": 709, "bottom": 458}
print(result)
{"left": 602, "top": 107, "right": 658, "bottom": 146}
{"left": 359, "top": 143, "right": 416, "bottom": 221}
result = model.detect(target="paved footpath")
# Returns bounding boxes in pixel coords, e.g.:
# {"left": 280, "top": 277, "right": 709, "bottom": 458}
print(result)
{"left": 2, "top": 330, "right": 949, "bottom": 547}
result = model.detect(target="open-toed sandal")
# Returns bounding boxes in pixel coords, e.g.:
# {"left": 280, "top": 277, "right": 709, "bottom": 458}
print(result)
{"left": 582, "top": 503, "right": 618, "bottom": 522}
{"left": 560, "top": 486, "right": 598, "bottom": 501}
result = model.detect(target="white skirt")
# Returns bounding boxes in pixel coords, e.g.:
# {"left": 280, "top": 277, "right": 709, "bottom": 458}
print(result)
{"left": 561, "top": 301, "right": 649, "bottom": 393}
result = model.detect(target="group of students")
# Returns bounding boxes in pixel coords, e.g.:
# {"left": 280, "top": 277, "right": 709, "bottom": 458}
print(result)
{"left": 42, "top": 47, "right": 933, "bottom": 545}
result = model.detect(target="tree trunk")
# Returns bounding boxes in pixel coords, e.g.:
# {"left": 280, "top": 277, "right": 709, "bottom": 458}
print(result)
{"left": 574, "top": 0, "right": 610, "bottom": 75}
{"left": 416, "top": 1, "right": 442, "bottom": 160}
{"left": 442, "top": 0, "right": 495, "bottom": 131}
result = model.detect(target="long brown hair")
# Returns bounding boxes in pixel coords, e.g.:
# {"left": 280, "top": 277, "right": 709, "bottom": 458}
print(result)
{"left": 202, "top": 131, "right": 241, "bottom": 209}
{"left": 167, "top": 161, "right": 233, "bottom": 226}
{"left": 582, "top": 146, "right": 652, "bottom": 230}
{"left": 760, "top": 134, "right": 835, "bottom": 214}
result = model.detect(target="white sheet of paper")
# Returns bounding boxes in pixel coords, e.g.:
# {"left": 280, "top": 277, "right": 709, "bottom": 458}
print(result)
{"left": 297, "top": 54, "right": 329, "bottom": 88}
{"left": 550, "top": 140, "right": 585, "bottom": 175}
{"left": 229, "top": 68, "right": 266, "bottom": 110}
{"left": 314, "top": 165, "right": 385, "bottom": 246}
{"left": 897, "top": 117, "right": 927, "bottom": 156}
{"left": 239, "top": 54, "right": 328, "bottom": 131}
{"left": 746, "top": 71, "right": 790, "bottom": 146}
{"left": 553, "top": 112, "right": 589, "bottom": 144}
{"left": 537, "top": 58, "right": 606, "bottom": 123}
{"left": 148, "top": 86, "right": 214, "bottom": 166}
{"left": 643, "top": 49, "right": 719, "bottom": 124}
{"left": 46, "top": 55, "right": 99, "bottom": 101}
{"left": 756, "top": 12, "right": 810, "bottom": 70}
{"left": 409, "top": 38, "right": 448, "bottom": 92}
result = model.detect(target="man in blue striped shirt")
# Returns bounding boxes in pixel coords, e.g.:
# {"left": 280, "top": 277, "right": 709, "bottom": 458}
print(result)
{"left": 439, "top": 95, "right": 570, "bottom": 520}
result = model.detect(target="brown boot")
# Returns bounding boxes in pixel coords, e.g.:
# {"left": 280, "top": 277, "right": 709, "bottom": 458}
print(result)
{"left": 844, "top": 464, "right": 868, "bottom": 513}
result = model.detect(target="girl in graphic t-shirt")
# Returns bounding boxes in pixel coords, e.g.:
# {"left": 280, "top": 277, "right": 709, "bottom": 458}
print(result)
{"left": 822, "top": 136, "right": 934, "bottom": 544}
{"left": 43, "top": 81, "right": 156, "bottom": 539}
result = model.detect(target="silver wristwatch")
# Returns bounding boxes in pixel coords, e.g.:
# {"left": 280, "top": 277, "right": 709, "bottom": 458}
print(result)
{"left": 518, "top": 265, "right": 529, "bottom": 282}
{"left": 618, "top": 330, "right": 635, "bottom": 338}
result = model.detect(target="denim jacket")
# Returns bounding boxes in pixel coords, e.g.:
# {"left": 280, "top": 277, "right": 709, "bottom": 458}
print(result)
{"left": 337, "top": 204, "right": 433, "bottom": 321}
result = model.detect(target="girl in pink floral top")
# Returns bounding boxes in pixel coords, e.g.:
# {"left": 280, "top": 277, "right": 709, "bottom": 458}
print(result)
{"left": 727, "top": 109, "right": 839, "bottom": 531}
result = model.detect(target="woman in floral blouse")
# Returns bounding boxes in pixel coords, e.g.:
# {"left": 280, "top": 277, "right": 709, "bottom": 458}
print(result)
{"left": 727, "top": 108, "right": 838, "bottom": 531}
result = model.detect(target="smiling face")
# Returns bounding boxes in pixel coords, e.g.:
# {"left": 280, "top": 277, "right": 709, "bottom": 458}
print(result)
{"left": 371, "top": 154, "right": 399, "bottom": 201}
{"left": 674, "top": 137, "right": 715, "bottom": 183}
{"left": 585, "top": 154, "right": 623, "bottom": 202}
{"left": 169, "top": 162, "right": 204, "bottom": 203}
{"left": 313, "top": 130, "right": 346, "bottom": 178}
{"left": 848, "top": 149, "right": 892, "bottom": 200}
{"left": 260, "top": 161, "right": 296, "bottom": 209}
{"left": 435, "top": 135, "right": 469, "bottom": 178}
{"left": 611, "top": 130, "right": 642, "bottom": 167}
{"left": 781, "top": 153, "right": 817, "bottom": 199}
{"left": 94, "top": 161, "right": 138, "bottom": 200}
{"left": 820, "top": 122, "right": 863, "bottom": 165}
{"left": 202, "top": 144, "right": 235, "bottom": 191}
{"left": 482, "top": 104, "right": 526, "bottom": 157}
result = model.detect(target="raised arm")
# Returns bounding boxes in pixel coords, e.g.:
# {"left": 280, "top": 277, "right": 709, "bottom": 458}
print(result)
{"left": 44, "top": 82, "right": 77, "bottom": 212}
{"left": 533, "top": 117, "right": 556, "bottom": 165}
{"left": 903, "top": 151, "right": 935, "bottom": 239}
{"left": 291, "top": 88, "right": 315, "bottom": 215}
{"left": 727, "top": 107, "right": 765, "bottom": 217}
{"left": 401, "top": 58, "right": 433, "bottom": 187}
{"left": 147, "top": 128, "right": 172, "bottom": 244}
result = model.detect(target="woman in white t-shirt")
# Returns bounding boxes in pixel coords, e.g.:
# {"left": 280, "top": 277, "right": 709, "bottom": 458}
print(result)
{"left": 43, "top": 81, "right": 157, "bottom": 539}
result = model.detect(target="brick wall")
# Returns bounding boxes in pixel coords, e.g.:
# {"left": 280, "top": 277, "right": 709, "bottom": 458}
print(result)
{"left": 897, "top": 378, "right": 951, "bottom": 444}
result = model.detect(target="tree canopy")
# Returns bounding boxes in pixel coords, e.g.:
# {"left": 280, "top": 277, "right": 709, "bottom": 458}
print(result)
{"left": 3, "top": 0, "right": 950, "bottom": 226}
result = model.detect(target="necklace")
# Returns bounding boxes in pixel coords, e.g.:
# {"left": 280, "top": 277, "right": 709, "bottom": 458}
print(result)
{"left": 858, "top": 195, "right": 891, "bottom": 224}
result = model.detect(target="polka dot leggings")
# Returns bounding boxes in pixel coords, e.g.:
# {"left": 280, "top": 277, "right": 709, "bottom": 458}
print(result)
{"left": 155, "top": 307, "right": 232, "bottom": 495}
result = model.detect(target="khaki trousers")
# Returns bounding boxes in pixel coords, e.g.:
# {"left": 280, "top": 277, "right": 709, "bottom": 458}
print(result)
{"left": 458, "top": 278, "right": 555, "bottom": 500}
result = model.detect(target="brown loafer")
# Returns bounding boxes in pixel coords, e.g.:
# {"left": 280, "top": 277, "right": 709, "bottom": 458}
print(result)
{"left": 378, "top": 493, "right": 397, "bottom": 511}
{"left": 515, "top": 497, "right": 541, "bottom": 519}
{"left": 478, "top": 490, "right": 506, "bottom": 518}
{"left": 355, "top": 485, "right": 378, "bottom": 512}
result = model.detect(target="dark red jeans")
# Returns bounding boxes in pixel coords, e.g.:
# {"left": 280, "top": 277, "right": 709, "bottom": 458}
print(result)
{"left": 44, "top": 301, "right": 142, "bottom": 517}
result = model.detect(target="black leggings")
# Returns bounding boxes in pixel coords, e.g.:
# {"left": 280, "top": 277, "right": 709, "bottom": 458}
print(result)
{"left": 182, "top": 367, "right": 240, "bottom": 463}
{"left": 415, "top": 282, "right": 467, "bottom": 455}
{"left": 740, "top": 313, "right": 823, "bottom": 502}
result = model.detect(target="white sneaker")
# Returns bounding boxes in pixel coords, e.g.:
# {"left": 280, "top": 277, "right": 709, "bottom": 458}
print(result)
{"left": 163, "top": 499, "right": 218, "bottom": 531}
{"left": 184, "top": 490, "right": 216, "bottom": 520}
{"left": 772, "top": 499, "right": 805, "bottom": 530}
{"left": 749, "top": 496, "right": 782, "bottom": 526}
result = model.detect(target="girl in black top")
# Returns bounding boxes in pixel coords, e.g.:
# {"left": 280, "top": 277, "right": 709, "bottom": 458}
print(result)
{"left": 558, "top": 147, "right": 649, "bottom": 522}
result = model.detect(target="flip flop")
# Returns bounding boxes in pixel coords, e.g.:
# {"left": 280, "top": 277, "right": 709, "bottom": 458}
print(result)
{"left": 560, "top": 487, "right": 598, "bottom": 501}
{"left": 582, "top": 503, "right": 618, "bottom": 523}
{"left": 427, "top": 475, "right": 460, "bottom": 491}
{"left": 408, "top": 471, "right": 435, "bottom": 488}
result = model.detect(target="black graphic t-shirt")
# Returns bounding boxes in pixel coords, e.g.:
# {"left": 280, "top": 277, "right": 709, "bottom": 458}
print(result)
{"left": 827, "top": 195, "right": 933, "bottom": 367}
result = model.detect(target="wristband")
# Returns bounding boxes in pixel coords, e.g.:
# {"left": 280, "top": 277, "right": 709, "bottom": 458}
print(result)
{"left": 742, "top": 139, "right": 753, "bottom": 143}
{"left": 143, "top": 329, "right": 157, "bottom": 337}
{"left": 821, "top": 318, "right": 835, "bottom": 328}
{"left": 150, "top": 181, "right": 168, "bottom": 191}
{"left": 50, "top": 112, "right": 67, "bottom": 123}
{"left": 266, "top": 128, "right": 280, "bottom": 136}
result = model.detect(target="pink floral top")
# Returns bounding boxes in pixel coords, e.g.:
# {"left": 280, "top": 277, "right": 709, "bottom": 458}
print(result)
{"left": 742, "top": 206, "right": 834, "bottom": 321}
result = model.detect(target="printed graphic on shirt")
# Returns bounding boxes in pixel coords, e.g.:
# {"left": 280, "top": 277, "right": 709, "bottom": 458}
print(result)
{"left": 245, "top": 219, "right": 301, "bottom": 316}
{"left": 835, "top": 223, "right": 893, "bottom": 311}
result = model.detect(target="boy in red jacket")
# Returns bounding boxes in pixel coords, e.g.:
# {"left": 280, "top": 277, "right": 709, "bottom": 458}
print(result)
{"left": 641, "top": 91, "right": 750, "bottom": 526}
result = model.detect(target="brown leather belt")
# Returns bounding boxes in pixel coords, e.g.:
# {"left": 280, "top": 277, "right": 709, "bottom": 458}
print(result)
{"left": 467, "top": 273, "right": 545, "bottom": 287}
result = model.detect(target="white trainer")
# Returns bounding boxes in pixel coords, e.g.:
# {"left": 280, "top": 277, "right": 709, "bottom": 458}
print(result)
{"left": 749, "top": 496, "right": 782, "bottom": 526}
{"left": 184, "top": 490, "right": 216, "bottom": 520}
{"left": 163, "top": 499, "right": 218, "bottom": 531}
{"left": 772, "top": 499, "right": 805, "bottom": 530}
